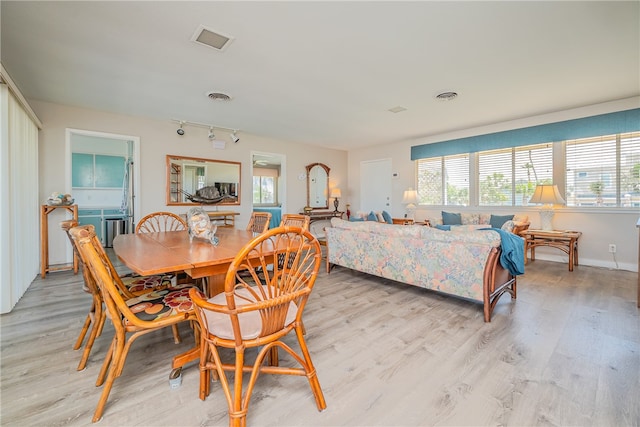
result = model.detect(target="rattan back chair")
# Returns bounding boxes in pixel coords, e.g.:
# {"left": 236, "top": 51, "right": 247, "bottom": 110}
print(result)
{"left": 69, "top": 225, "right": 196, "bottom": 423}
{"left": 135, "top": 211, "right": 187, "bottom": 233}
{"left": 188, "top": 225, "right": 326, "bottom": 427}
{"left": 280, "top": 213, "right": 310, "bottom": 230}
{"left": 246, "top": 211, "right": 271, "bottom": 234}
{"left": 61, "top": 220, "right": 107, "bottom": 371}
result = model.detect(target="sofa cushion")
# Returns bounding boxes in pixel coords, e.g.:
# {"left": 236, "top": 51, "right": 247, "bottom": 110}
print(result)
{"left": 368, "top": 211, "right": 378, "bottom": 221}
{"left": 349, "top": 216, "right": 365, "bottom": 222}
{"left": 442, "top": 211, "right": 462, "bottom": 225}
{"left": 461, "top": 213, "right": 480, "bottom": 225}
{"left": 490, "top": 214, "right": 514, "bottom": 228}
{"left": 501, "top": 220, "right": 516, "bottom": 233}
{"left": 381, "top": 210, "right": 393, "bottom": 224}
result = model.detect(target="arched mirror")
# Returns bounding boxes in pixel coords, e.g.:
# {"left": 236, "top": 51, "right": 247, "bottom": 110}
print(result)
{"left": 306, "top": 163, "right": 330, "bottom": 209}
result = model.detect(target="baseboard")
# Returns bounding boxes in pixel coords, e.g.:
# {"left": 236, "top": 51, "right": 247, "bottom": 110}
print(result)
{"left": 529, "top": 253, "right": 637, "bottom": 273}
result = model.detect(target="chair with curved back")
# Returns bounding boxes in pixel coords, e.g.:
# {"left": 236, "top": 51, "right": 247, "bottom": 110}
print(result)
{"left": 135, "top": 211, "right": 187, "bottom": 233}
{"left": 188, "top": 225, "right": 326, "bottom": 427}
{"left": 280, "top": 213, "right": 310, "bottom": 230}
{"left": 62, "top": 218, "right": 183, "bottom": 371}
{"left": 69, "top": 224, "right": 197, "bottom": 423}
{"left": 246, "top": 211, "right": 271, "bottom": 234}
{"left": 61, "top": 220, "right": 107, "bottom": 371}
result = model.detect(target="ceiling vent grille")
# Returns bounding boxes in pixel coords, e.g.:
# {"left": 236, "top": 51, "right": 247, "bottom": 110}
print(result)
{"left": 191, "top": 25, "right": 233, "bottom": 51}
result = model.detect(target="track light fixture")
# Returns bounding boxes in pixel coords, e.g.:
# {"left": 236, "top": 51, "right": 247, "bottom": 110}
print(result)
{"left": 230, "top": 131, "right": 239, "bottom": 143}
{"left": 171, "top": 119, "right": 240, "bottom": 143}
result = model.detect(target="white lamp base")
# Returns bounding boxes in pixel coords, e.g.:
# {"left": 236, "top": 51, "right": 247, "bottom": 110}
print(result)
{"left": 405, "top": 203, "right": 416, "bottom": 220}
{"left": 539, "top": 207, "right": 555, "bottom": 230}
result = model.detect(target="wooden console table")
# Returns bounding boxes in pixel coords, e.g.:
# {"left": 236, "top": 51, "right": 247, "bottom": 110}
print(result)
{"left": 522, "top": 229, "right": 582, "bottom": 272}
{"left": 205, "top": 210, "right": 239, "bottom": 228}
{"left": 40, "top": 204, "right": 79, "bottom": 278}
{"left": 301, "top": 210, "right": 343, "bottom": 224}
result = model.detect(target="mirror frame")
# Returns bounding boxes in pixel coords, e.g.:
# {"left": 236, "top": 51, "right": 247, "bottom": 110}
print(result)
{"left": 166, "top": 155, "right": 241, "bottom": 206}
{"left": 306, "top": 162, "right": 330, "bottom": 210}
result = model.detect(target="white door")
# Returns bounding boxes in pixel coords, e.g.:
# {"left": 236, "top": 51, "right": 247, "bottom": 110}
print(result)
{"left": 360, "top": 158, "right": 392, "bottom": 213}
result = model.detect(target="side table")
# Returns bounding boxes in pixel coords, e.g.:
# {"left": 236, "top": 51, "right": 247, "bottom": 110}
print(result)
{"left": 522, "top": 229, "right": 582, "bottom": 272}
{"left": 41, "top": 204, "right": 79, "bottom": 278}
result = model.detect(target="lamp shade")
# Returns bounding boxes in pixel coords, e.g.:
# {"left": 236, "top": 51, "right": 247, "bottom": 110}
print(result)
{"left": 402, "top": 188, "right": 418, "bottom": 205}
{"left": 529, "top": 184, "right": 565, "bottom": 205}
{"left": 330, "top": 188, "right": 341, "bottom": 198}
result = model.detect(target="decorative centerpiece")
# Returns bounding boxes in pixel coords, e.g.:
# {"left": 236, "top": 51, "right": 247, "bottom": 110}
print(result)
{"left": 47, "top": 192, "right": 74, "bottom": 206}
{"left": 186, "top": 207, "right": 218, "bottom": 245}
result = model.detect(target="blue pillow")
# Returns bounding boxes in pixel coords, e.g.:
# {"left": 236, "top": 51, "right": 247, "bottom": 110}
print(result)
{"left": 349, "top": 216, "right": 364, "bottom": 222}
{"left": 441, "top": 211, "right": 461, "bottom": 225}
{"left": 381, "top": 210, "right": 393, "bottom": 224}
{"left": 367, "top": 211, "right": 378, "bottom": 221}
{"left": 490, "top": 214, "right": 514, "bottom": 228}
{"left": 435, "top": 224, "right": 451, "bottom": 231}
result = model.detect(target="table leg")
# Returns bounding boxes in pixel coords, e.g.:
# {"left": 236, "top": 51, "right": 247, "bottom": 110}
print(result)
{"left": 206, "top": 274, "right": 225, "bottom": 296}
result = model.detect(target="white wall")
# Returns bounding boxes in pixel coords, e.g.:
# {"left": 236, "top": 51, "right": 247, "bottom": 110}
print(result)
{"left": 347, "top": 97, "right": 640, "bottom": 272}
{"left": 33, "top": 100, "right": 347, "bottom": 266}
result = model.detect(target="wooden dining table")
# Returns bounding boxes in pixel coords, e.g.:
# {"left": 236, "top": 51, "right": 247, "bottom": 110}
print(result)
{"left": 112, "top": 227, "right": 262, "bottom": 368}
{"left": 113, "top": 227, "right": 260, "bottom": 296}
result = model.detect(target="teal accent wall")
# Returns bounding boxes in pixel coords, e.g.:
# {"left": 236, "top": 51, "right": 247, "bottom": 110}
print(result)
{"left": 411, "top": 108, "right": 640, "bottom": 160}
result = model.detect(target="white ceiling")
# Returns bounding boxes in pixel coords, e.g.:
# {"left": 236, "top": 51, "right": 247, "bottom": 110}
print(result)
{"left": 1, "top": 1, "right": 638, "bottom": 151}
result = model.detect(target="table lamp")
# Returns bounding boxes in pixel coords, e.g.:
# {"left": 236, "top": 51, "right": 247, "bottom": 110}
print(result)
{"left": 402, "top": 187, "right": 418, "bottom": 219}
{"left": 330, "top": 188, "right": 342, "bottom": 212}
{"left": 529, "top": 184, "right": 565, "bottom": 230}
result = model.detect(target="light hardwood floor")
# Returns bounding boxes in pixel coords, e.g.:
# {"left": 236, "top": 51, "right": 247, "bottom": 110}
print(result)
{"left": 1, "top": 257, "right": 638, "bottom": 426}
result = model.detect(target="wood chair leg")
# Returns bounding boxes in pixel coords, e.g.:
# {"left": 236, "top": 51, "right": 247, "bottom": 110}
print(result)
{"left": 92, "top": 336, "right": 125, "bottom": 423}
{"left": 74, "top": 311, "right": 93, "bottom": 350}
{"left": 172, "top": 324, "right": 181, "bottom": 344}
{"left": 96, "top": 339, "right": 115, "bottom": 387}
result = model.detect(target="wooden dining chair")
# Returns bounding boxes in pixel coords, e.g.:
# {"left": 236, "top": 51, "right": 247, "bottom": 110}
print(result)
{"left": 135, "top": 211, "right": 187, "bottom": 233}
{"left": 61, "top": 220, "right": 107, "bottom": 371}
{"left": 62, "top": 219, "right": 184, "bottom": 371}
{"left": 136, "top": 210, "right": 192, "bottom": 289}
{"left": 280, "top": 213, "right": 310, "bottom": 230}
{"left": 245, "top": 211, "right": 271, "bottom": 234}
{"left": 69, "top": 225, "right": 197, "bottom": 423}
{"left": 188, "top": 225, "right": 326, "bottom": 427}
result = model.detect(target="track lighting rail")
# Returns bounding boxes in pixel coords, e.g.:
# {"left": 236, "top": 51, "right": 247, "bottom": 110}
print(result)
{"left": 171, "top": 119, "right": 238, "bottom": 134}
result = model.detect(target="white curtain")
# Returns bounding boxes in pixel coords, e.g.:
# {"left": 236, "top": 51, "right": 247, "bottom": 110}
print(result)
{"left": 0, "top": 84, "right": 39, "bottom": 313}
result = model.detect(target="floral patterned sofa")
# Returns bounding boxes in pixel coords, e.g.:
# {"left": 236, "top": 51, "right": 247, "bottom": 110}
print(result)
{"left": 427, "top": 211, "right": 530, "bottom": 235}
{"left": 326, "top": 218, "right": 519, "bottom": 322}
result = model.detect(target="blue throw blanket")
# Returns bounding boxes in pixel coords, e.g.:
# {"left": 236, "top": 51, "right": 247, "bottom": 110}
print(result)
{"left": 481, "top": 228, "right": 525, "bottom": 276}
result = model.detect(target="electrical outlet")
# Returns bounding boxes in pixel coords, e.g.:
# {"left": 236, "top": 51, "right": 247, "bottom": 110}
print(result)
{"left": 608, "top": 244, "right": 617, "bottom": 253}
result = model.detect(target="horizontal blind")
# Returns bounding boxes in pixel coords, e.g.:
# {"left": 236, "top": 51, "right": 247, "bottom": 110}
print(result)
{"left": 417, "top": 157, "right": 443, "bottom": 205}
{"left": 619, "top": 132, "right": 640, "bottom": 207}
{"left": 417, "top": 154, "right": 469, "bottom": 206}
{"left": 478, "top": 143, "right": 552, "bottom": 206}
{"left": 478, "top": 149, "right": 513, "bottom": 206}
{"left": 566, "top": 134, "right": 617, "bottom": 207}
{"left": 515, "top": 143, "right": 553, "bottom": 205}
{"left": 444, "top": 154, "right": 469, "bottom": 206}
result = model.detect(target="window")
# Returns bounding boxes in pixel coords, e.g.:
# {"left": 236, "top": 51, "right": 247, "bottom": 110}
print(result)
{"left": 252, "top": 176, "right": 275, "bottom": 205}
{"left": 417, "top": 154, "right": 469, "bottom": 206}
{"left": 478, "top": 143, "right": 553, "bottom": 206}
{"left": 566, "top": 132, "right": 640, "bottom": 207}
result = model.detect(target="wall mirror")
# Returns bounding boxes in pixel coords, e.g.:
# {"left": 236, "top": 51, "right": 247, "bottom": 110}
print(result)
{"left": 306, "top": 162, "right": 330, "bottom": 209}
{"left": 166, "top": 155, "right": 241, "bottom": 206}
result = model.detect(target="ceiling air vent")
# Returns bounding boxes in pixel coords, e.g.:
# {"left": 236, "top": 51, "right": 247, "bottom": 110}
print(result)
{"left": 191, "top": 25, "right": 233, "bottom": 51}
